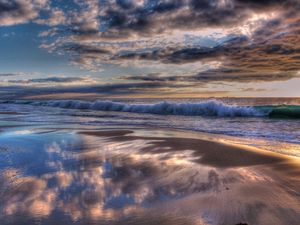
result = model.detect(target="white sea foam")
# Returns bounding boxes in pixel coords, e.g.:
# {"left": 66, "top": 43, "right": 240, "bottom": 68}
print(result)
{"left": 24, "top": 100, "right": 264, "bottom": 117}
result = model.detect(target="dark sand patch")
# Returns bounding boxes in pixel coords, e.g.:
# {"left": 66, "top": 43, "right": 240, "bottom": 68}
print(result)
{"left": 80, "top": 129, "right": 300, "bottom": 197}
{"left": 80, "top": 130, "right": 287, "bottom": 168}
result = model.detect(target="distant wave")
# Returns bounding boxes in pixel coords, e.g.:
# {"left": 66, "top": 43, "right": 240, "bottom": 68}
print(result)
{"left": 1, "top": 100, "right": 299, "bottom": 118}
{"left": 255, "top": 105, "right": 300, "bottom": 119}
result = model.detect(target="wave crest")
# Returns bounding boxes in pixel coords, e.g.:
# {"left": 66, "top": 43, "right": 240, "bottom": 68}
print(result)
{"left": 27, "top": 100, "right": 264, "bottom": 117}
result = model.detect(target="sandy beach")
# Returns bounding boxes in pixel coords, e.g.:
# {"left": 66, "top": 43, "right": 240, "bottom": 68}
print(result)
{"left": 1, "top": 0, "right": 300, "bottom": 223}
{"left": 0, "top": 126, "right": 299, "bottom": 225}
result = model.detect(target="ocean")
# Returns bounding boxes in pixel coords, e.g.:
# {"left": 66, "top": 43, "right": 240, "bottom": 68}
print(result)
{"left": 1, "top": 98, "right": 300, "bottom": 225}
{"left": 0, "top": 98, "right": 299, "bottom": 156}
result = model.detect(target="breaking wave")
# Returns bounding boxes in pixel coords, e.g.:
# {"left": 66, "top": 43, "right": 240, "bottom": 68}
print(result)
{"left": 3, "top": 100, "right": 265, "bottom": 117}
{"left": 2, "top": 99, "right": 299, "bottom": 118}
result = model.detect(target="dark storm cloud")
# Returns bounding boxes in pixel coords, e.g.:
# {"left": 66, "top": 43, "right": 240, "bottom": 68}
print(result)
{"left": 0, "top": 81, "right": 193, "bottom": 99}
{"left": 63, "top": 44, "right": 111, "bottom": 55}
{"left": 121, "top": 69, "right": 298, "bottom": 84}
{"left": 193, "top": 70, "right": 298, "bottom": 83}
{"left": 6, "top": 76, "right": 93, "bottom": 84}
{"left": 224, "top": 21, "right": 300, "bottom": 74}
{"left": 112, "top": 35, "right": 248, "bottom": 63}
{"left": 111, "top": 22, "right": 300, "bottom": 72}
{"left": 79, "top": 0, "right": 293, "bottom": 38}
{"left": 34, "top": 0, "right": 294, "bottom": 43}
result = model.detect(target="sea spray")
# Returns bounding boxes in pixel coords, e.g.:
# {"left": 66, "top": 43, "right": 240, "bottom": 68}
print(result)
{"left": 2, "top": 99, "right": 300, "bottom": 118}
{"left": 2, "top": 99, "right": 264, "bottom": 117}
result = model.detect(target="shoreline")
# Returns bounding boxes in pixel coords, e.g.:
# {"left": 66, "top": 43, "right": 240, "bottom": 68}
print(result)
{"left": 79, "top": 128, "right": 300, "bottom": 181}
{"left": 0, "top": 126, "right": 300, "bottom": 224}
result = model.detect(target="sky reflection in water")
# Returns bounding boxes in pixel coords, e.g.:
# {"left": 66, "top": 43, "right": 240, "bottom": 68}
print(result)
{"left": 0, "top": 129, "right": 300, "bottom": 225}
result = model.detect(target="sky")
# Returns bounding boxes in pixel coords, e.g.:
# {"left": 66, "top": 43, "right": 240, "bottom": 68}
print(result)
{"left": 0, "top": 0, "right": 299, "bottom": 99}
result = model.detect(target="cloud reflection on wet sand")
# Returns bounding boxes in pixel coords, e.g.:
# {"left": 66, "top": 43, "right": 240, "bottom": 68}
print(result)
{"left": 0, "top": 129, "right": 300, "bottom": 225}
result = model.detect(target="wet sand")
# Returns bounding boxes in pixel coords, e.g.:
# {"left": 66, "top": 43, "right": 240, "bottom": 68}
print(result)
{"left": 80, "top": 130, "right": 288, "bottom": 168}
{"left": 0, "top": 128, "right": 300, "bottom": 225}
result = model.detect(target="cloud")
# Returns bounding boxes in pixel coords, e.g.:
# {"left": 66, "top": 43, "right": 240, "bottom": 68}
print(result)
{"left": 38, "top": 27, "right": 59, "bottom": 37}
{"left": 0, "top": 80, "right": 195, "bottom": 99}
{"left": 4, "top": 76, "right": 96, "bottom": 85}
{"left": 60, "top": 0, "right": 296, "bottom": 41}
{"left": 35, "top": 7, "right": 67, "bottom": 26}
{"left": 0, "top": 0, "right": 48, "bottom": 26}
{"left": 111, "top": 35, "right": 248, "bottom": 64}
{"left": 1, "top": 0, "right": 300, "bottom": 91}
{"left": 0, "top": 72, "right": 23, "bottom": 77}
{"left": 34, "top": 0, "right": 300, "bottom": 79}
{"left": 121, "top": 69, "right": 300, "bottom": 84}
